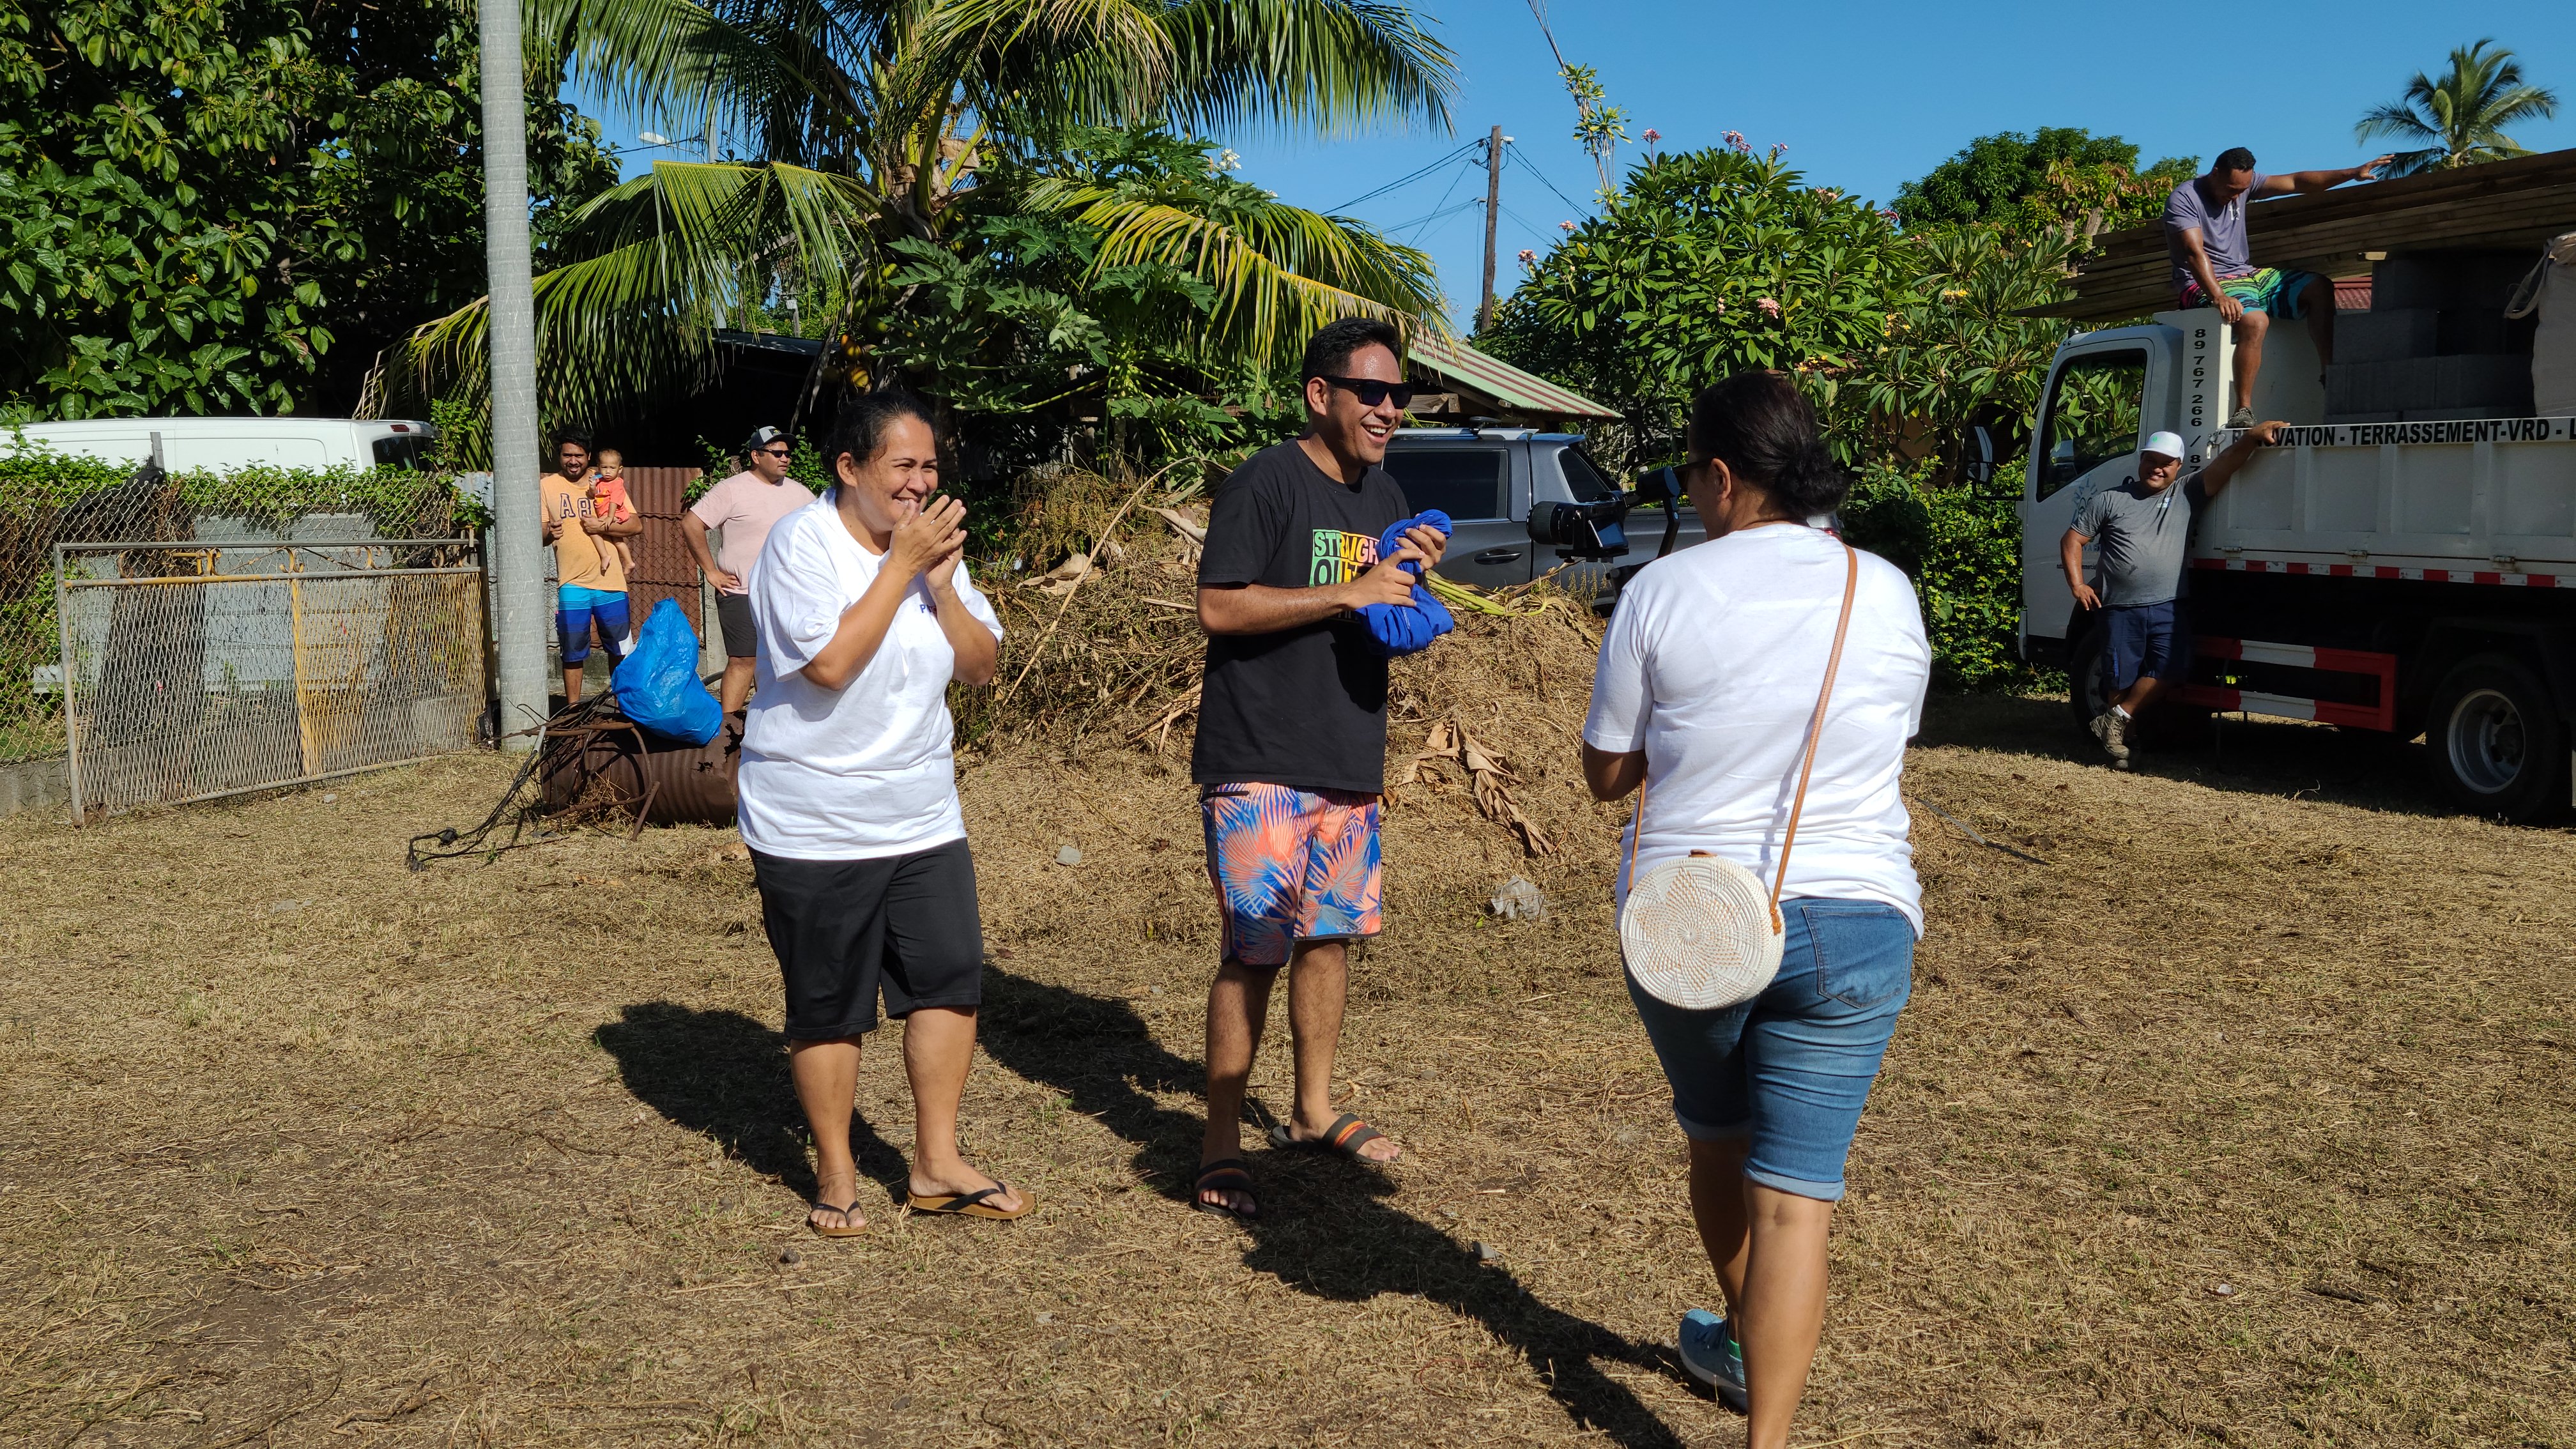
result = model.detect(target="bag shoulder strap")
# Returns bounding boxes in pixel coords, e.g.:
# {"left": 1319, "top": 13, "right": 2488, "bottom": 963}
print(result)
{"left": 1771, "top": 541, "right": 1862, "bottom": 910}
{"left": 1620, "top": 539, "right": 1862, "bottom": 908}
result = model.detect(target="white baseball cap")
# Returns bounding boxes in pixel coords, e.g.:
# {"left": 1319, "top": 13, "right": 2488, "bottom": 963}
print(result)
{"left": 2142, "top": 431, "right": 2185, "bottom": 460}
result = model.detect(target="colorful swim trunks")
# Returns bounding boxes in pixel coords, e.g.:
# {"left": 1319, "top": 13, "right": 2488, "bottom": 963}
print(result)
{"left": 2179, "top": 267, "right": 2318, "bottom": 320}
{"left": 1200, "top": 782, "right": 1382, "bottom": 969}
{"left": 557, "top": 584, "right": 631, "bottom": 664}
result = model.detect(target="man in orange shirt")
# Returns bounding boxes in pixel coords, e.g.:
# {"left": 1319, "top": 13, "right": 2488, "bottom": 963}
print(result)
{"left": 539, "top": 431, "right": 643, "bottom": 703}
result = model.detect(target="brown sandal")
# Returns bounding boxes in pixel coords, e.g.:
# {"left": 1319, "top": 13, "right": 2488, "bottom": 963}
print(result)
{"left": 905, "top": 1182, "right": 1036, "bottom": 1220}
{"left": 807, "top": 1200, "right": 868, "bottom": 1238}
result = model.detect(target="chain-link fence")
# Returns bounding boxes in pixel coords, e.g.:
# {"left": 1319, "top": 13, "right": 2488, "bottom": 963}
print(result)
{"left": 1, "top": 457, "right": 484, "bottom": 814}
{"left": 55, "top": 535, "right": 486, "bottom": 817}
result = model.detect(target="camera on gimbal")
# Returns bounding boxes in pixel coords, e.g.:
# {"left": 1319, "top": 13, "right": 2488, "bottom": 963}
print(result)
{"left": 1524, "top": 465, "right": 1687, "bottom": 562}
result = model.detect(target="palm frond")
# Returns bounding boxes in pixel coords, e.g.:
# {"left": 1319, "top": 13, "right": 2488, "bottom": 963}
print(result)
{"left": 1029, "top": 177, "right": 1445, "bottom": 364}
{"left": 1154, "top": 0, "right": 1457, "bottom": 138}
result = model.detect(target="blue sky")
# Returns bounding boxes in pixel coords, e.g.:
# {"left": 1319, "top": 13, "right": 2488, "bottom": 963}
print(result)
{"left": 577, "top": 0, "right": 2576, "bottom": 321}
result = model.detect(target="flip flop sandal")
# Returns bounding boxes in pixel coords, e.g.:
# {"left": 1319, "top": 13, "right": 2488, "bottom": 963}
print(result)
{"left": 1268, "top": 1112, "right": 1393, "bottom": 1162}
{"left": 808, "top": 1200, "right": 868, "bottom": 1238}
{"left": 1193, "top": 1158, "right": 1258, "bottom": 1220}
{"left": 904, "top": 1182, "right": 1036, "bottom": 1220}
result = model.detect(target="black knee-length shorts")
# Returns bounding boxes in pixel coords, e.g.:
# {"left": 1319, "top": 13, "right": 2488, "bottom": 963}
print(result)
{"left": 750, "top": 839, "right": 985, "bottom": 1039}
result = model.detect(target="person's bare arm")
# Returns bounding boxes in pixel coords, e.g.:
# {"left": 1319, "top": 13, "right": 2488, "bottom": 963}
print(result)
{"left": 589, "top": 512, "right": 643, "bottom": 540}
{"left": 682, "top": 514, "right": 739, "bottom": 591}
{"left": 2174, "top": 226, "right": 2243, "bottom": 323}
{"left": 2255, "top": 157, "right": 2393, "bottom": 197}
{"left": 1195, "top": 523, "right": 1444, "bottom": 635}
{"left": 2195, "top": 420, "right": 2286, "bottom": 500}
{"left": 2061, "top": 528, "right": 2100, "bottom": 611}
{"left": 797, "top": 498, "right": 967, "bottom": 691}
{"left": 921, "top": 552, "right": 998, "bottom": 686}
{"left": 1580, "top": 742, "right": 1644, "bottom": 802}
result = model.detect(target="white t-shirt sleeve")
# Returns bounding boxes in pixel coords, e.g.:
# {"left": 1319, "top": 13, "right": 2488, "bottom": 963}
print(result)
{"left": 1582, "top": 581, "right": 1655, "bottom": 753}
{"left": 751, "top": 514, "right": 847, "bottom": 676}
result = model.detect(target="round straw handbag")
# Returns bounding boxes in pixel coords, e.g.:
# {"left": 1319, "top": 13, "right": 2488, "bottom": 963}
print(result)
{"left": 1618, "top": 541, "right": 1859, "bottom": 1010}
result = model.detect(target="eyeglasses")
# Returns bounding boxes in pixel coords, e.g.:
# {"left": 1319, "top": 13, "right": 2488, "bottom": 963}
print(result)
{"left": 1317, "top": 376, "right": 1416, "bottom": 410}
{"left": 755, "top": 447, "right": 790, "bottom": 457}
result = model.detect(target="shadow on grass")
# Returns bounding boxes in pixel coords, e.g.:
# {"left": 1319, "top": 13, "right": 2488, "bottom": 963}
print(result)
{"left": 976, "top": 966, "right": 1694, "bottom": 1449}
{"left": 1917, "top": 689, "right": 2465, "bottom": 821}
{"left": 595, "top": 1002, "right": 910, "bottom": 1203}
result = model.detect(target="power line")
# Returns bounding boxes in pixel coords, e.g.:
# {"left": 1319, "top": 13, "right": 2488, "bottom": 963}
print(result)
{"left": 1504, "top": 143, "right": 1592, "bottom": 219}
{"left": 1396, "top": 155, "right": 1480, "bottom": 238}
{"left": 1327, "top": 141, "right": 1483, "bottom": 213}
{"left": 1393, "top": 197, "right": 1485, "bottom": 238}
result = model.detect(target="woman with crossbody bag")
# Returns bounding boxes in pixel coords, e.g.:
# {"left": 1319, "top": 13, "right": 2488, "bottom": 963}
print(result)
{"left": 1581, "top": 372, "right": 1931, "bottom": 1441}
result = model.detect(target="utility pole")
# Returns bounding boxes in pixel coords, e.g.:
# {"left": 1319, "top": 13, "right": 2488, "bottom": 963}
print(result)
{"left": 479, "top": 0, "right": 546, "bottom": 747}
{"left": 1478, "top": 125, "right": 1504, "bottom": 334}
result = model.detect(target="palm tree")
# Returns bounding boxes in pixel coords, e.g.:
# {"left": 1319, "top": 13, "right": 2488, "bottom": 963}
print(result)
{"left": 391, "top": 0, "right": 1457, "bottom": 441}
{"left": 2355, "top": 39, "right": 2560, "bottom": 178}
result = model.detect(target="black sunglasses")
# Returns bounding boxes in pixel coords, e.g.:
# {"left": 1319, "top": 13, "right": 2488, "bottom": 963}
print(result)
{"left": 1317, "top": 376, "right": 1416, "bottom": 410}
{"left": 755, "top": 446, "right": 790, "bottom": 457}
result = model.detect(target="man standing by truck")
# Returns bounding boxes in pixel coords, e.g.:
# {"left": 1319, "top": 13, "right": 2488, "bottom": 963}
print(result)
{"left": 2063, "top": 422, "right": 2283, "bottom": 767}
{"left": 2165, "top": 148, "right": 2393, "bottom": 426}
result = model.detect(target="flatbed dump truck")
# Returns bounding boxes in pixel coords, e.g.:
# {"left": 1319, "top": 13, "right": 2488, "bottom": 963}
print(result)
{"left": 2021, "top": 150, "right": 2576, "bottom": 819}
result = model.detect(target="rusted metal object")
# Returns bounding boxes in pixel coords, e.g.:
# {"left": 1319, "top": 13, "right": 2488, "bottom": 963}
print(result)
{"left": 540, "top": 708, "right": 744, "bottom": 825}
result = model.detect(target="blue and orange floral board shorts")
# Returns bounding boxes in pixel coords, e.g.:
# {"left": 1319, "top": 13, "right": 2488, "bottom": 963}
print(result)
{"left": 1200, "top": 783, "right": 1383, "bottom": 969}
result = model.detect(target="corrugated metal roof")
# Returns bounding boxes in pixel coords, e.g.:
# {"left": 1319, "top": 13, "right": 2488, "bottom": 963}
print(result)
{"left": 1410, "top": 334, "right": 1620, "bottom": 418}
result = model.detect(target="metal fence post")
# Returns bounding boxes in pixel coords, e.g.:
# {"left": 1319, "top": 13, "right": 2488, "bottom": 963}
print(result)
{"left": 286, "top": 546, "right": 321, "bottom": 777}
{"left": 52, "top": 544, "right": 84, "bottom": 824}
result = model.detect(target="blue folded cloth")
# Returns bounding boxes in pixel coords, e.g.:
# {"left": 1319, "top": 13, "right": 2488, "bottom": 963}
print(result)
{"left": 1358, "top": 509, "right": 1457, "bottom": 657}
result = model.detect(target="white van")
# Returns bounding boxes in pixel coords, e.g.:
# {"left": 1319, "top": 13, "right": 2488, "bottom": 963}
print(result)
{"left": 4, "top": 417, "right": 437, "bottom": 472}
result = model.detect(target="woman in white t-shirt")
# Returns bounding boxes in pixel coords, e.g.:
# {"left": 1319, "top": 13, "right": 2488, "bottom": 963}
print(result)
{"left": 1581, "top": 372, "right": 1929, "bottom": 1443}
{"left": 738, "top": 394, "right": 1031, "bottom": 1236}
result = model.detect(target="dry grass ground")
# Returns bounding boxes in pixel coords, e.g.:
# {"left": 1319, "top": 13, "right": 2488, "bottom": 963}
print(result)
{"left": 3, "top": 606, "right": 2572, "bottom": 1446}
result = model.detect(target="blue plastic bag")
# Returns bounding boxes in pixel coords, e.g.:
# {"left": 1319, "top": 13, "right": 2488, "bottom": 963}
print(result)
{"left": 611, "top": 597, "right": 723, "bottom": 746}
{"left": 1357, "top": 508, "right": 1457, "bottom": 657}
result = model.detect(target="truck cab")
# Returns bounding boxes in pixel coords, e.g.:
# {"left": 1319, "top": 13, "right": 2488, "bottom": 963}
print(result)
{"left": 1381, "top": 427, "right": 1705, "bottom": 599}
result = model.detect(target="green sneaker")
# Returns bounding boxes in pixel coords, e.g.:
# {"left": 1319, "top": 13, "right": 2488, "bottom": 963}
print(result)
{"left": 1677, "top": 1309, "right": 1747, "bottom": 1410}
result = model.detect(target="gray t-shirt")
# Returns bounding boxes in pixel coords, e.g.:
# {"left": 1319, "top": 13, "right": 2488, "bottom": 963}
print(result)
{"left": 2074, "top": 474, "right": 2207, "bottom": 607}
{"left": 2163, "top": 174, "right": 2265, "bottom": 291}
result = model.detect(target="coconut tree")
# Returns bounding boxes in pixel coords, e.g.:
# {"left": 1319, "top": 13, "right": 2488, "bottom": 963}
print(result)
{"left": 2355, "top": 39, "right": 2560, "bottom": 178}
{"left": 390, "top": 0, "right": 1456, "bottom": 446}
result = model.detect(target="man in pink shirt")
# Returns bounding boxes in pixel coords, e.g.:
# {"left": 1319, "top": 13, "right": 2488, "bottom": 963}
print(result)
{"left": 686, "top": 425, "right": 818, "bottom": 711}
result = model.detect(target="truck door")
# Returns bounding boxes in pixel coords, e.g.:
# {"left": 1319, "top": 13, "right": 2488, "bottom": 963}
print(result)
{"left": 2024, "top": 347, "right": 2150, "bottom": 652}
{"left": 1380, "top": 444, "right": 1529, "bottom": 587}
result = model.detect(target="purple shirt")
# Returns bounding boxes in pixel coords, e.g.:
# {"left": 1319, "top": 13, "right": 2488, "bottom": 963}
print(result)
{"left": 2163, "top": 173, "right": 2267, "bottom": 292}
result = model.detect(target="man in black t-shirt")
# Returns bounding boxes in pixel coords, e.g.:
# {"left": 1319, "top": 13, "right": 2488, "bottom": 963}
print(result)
{"left": 1188, "top": 318, "right": 1449, "bottom": 1220}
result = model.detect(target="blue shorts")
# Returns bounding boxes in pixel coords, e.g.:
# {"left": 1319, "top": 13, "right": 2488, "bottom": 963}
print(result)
{"left": 1625, "top": 899, "right": 1914, "bottom": 1201}
{"left": 1200, "top": 783, "right": 1381, "bottom": 969}
{"left": 2103, "top": 599, "right": 2188, "bottom": 693}
{"left": 557, "top": 586, "right": 631, "bottom": 665}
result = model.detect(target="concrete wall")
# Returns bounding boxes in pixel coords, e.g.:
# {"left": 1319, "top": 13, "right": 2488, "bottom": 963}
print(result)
{"left": 0, "top": 755, "right": 70, "bottom": 821}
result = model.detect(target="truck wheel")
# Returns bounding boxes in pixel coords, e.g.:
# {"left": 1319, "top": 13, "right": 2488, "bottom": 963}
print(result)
{"left": 2066, "top": 625, "right": 2110, "bottom": 734}
{"left": 2426, "top": 654, "right": 2567, "bottom": 822}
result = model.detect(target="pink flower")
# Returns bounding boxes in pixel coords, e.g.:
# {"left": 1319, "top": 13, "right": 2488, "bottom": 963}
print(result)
{"left": 1770, "top": 142, "right": 1788, "bottom": 158}
{"left": 1723, "top": 130, "right": 1750, "bottom": 153}
{"left": 1642, "top": 128, "right": 1662, "bottom": 144}
{"left": 1756, "top": 296, "right": 1781, "bottom": 318}
{"left": 1558, "top": 219, "right": 1575, "bottom": 232}
{"left": 1517, "top": 249, "right": 1537, "bottom": 265}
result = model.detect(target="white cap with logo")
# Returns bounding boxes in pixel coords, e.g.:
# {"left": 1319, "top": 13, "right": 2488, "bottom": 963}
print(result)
{"left": 2142, "top": 431, "right": 2186, "bottom": 460}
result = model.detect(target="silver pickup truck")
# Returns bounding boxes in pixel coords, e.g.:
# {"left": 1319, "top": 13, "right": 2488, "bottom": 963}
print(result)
{"left": 1379, "top": 427, "right": 1706, "bottom": 601}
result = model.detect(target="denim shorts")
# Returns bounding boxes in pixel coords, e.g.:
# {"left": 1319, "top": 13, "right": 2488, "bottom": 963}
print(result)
{"left": 1625, "top": 898, "right": 1915, "bottom": 1201}
{"left": 2103, "top": 599, "right": 2189, "bottom": 692}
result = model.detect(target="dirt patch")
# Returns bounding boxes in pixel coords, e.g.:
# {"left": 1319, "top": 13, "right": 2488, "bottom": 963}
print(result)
{"left": 2, "top": 613, "right": 2571, "bottom": 1445}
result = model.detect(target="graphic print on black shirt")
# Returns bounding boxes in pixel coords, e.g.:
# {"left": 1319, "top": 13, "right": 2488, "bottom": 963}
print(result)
{"left": 1193, "top": 441, "right": 1410, "bottom": 795}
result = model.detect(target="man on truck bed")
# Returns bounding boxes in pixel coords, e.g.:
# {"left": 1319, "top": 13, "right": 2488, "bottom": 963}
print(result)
{"left": 2063, "top": 423, "right": 2283, "bottom": 767}
{"left": 2165, "top": 147, "right": 2393, "bottom": 427}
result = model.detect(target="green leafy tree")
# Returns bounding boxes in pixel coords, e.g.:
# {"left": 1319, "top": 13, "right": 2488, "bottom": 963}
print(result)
{"left": 1481, "top": 145, "right": 1917, "bottom": 467}
{"left": 0, "top": 0, "right": 617, "bottom": 423}
{"left": 1895, "top": 128, "right": 2191, "bottom": 235}
{"left": 2356, "top": 39, "right": 2561, "bottom": 176}
{"left": 392, "top": 0, "right": 1456, "bottom": 464}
